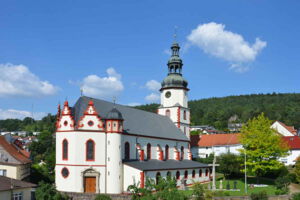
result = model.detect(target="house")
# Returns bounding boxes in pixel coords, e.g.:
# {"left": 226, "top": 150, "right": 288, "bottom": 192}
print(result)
{"left": 0, "top": 135, "right": 31, "bottom": 180}
{"left": 55, "top": 42, "right": 211, "bottom": 194}
{"left": 271, "top": 121, "right": 298, "bottom": 136}
{"left": 0, "top": 176, "right": 36, "bottom": 200}
{"left": 280, "top": 136, "right": 300, "bottom": 165}
{"left": 191, "top": 134, "right": 243, "bottom": 158}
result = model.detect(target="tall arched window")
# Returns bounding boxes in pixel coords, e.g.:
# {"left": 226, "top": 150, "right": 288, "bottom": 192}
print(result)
{"left": 165, "top": 145, "right": 169, "bottom": 160}
{"left": 181, "top": 146, "right": 184, "bottom": 160}
{"left": 156, "top": 172, "right": 161, "bottom": 184}
{"left": 147, "top": 143, "right": 151, "bottom": 160}
{"left": 86, "top": 139, "right": 95, "bottom": 161}
{"left": 166, "top": 109, "right": 170, "bottom": 117}
{"left": 199, "top": 169, "right": 202, "bottom": 177}
{"left": 176, "top": 171, "right": 180, "bottom": 180}
{"left": 192, "top": 170, "right": 196, "bottom": 178}
{"left": 205, "top": 169, "right": 209, "bottom": 176}
{"left": 184, "top": 170, "right": 188, "bottom": 179}
{"left": 183, "top": 110, "right": 186, "bottom": 120}
{"left": 166, "top": 171, "right": 171, "bottom": 178}
{"left": 125, "top": 142, "right": 130, "bottom": 160}
{"left": 62, "top": 139, "right": 68, "bottom": 160}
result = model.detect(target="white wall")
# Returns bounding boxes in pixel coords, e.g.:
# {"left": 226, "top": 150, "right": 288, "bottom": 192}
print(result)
{"left": 271, "top": 121, "right": 294, "bottom": 136}
{"left": 161, "top": 89, "right": 188, "bottom": 108}
{"left": 279, "top": 149, "right": 300, "bottom": 166}
{"left": 123, "top": 165, "right": 142, "bottom": 192}
{"left": 192, "top": 144, "right": 243, "bottom": 158}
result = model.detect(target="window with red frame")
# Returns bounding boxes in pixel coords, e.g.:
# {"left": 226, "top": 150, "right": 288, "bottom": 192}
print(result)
{"left": 62, "top": 139, "right": 68, "bottom": 160}
{"left": 183, "top": 110, "right": 186, "bottom": 120}
{"left": 147, "top": 143, "right": 151, "bottom": 160}
{"left": 165, "top": 145, "right": 169, "bottom": 160}
{"left": 199, "top": 169, "right": 202, "bottom": 177}
{"left": 184, "top": 170, "right": 188, "bottom": 179}
{"left": 86, "top": 140, "right": 95, "bottom": 161}
{"left": 181, "top": 146, "right": 184, "bottom": 160}
{"left": 192, "top": 170, "right": 195, "bottom": 178}
{"left": 176, "top": 171, "right": 180, "bottom": 180}
{"left": 205, "top": 169, "right": 209, "bottom": 176}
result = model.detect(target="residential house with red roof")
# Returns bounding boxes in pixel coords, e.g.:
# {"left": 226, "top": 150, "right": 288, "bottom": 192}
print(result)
{"left": 271, "top": 121, "right": 298, "bottom": 136}
{"left": 280, "top": 136, "right": 300, "bottom": 165}
{"left": 0, "top": 135, "right": 31, "bottom": 180}
{"left": 190, "top": 134, "right": 243, "bottom": 158}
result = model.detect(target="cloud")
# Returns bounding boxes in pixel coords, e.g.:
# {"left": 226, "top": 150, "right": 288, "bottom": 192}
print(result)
{"left": 127, "top": 102, "right": 141, "bottom": 106}
{"left": 163, "top": 49, "right": 172, "bottom": 56}
{"left": 187, "top": 22, "right": 267, "bottom": 72}
{"left": 145, "top": 93, "right": 160, "bottom": 103}
{"left": 145, "top": 80, "right": 161, "bottom": 91}
{"left": 0, "top": 109, "right": 46, "bottom": 120}
{"left": 81, "top": 67, "right": 124, "bottom": 100}
{"left": 0, "top": 63, "right": 58, "bottom": 97}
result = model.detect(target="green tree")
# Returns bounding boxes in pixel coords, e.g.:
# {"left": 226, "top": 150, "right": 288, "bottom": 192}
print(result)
{"left": 295, "top": 159, "right": 300, "bottom": 183}
{"left": 217, "top": 153, "right": 243, "bottom": 178}
{"left": 35, "top": 181, "right": 69, "bottom": 200}
{"left": 239, "top": 113, "right": 289, "bottom": 179}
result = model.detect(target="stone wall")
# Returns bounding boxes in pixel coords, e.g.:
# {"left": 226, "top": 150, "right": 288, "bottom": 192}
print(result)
{"left": 213, "top": 195, "right": 290, "bottom": 200}
{"left": 64, "top": 192, "right": 132, "bottom": 200}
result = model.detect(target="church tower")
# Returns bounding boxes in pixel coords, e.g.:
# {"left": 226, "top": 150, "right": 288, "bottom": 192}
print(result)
{"left": 158, "top": 41, "right": 190, "bottom": 138}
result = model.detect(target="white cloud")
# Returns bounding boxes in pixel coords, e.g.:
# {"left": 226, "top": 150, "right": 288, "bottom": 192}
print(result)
{"left": 145, "top": 80, "right": 161, "bottom": 91}
{"left": 145, "top": 93, "right": 160, "bottom": 103}
{"left": 0, "top": 63, "right": 58, "bottom": 97}
{"left": 0, "top": 109, "right": 46, "bottom": 120}
{"left": 127, "top": 102, "right": 141, "bottom": 106}
{"left": 81, "top": 67, "right": 124, "bottom": 100}
{"left": 187, "top": 22, "right": 267, "bottom": 72}
{"left": 163, "top": 49, "right": 171, "bottom": 56}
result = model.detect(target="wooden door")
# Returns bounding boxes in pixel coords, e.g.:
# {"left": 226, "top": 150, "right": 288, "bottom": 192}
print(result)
{"left": 84, "top": 177, "right": 96, "bottom": 193}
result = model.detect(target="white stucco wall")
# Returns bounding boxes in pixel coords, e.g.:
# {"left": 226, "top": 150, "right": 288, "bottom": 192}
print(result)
{"left": 123, "top": 165, "right": 142, "bottom": 192}
{"left": 271, "top": 121, "right": 294, "bottom": 136}
{"left": 192, "top": 144, "right": 243, "bottom": 158}
{"left": 161, "top": 89, "right": 188, "bottom": 108}
{"left": 279, "top": 149, "right": 300, "bottom": 166}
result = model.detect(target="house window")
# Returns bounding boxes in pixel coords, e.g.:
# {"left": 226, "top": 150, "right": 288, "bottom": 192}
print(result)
{"left": 0, "top": 169, "right": 7, "bottom": 176}
{"left": 181, "top": 146, "right": 184, "bottom": 160}
{"left": 125, "top": 142, "right": 130, "bottom": 160}
{"left": 199, "top": 169, "right": 202, "bottom": 177}
{"left": 192, "top": 170, "right": 196, "bottom": 178}
{"left": 165, "top": 145, "right": 169, "bottom": 160}
{"left": 183, "top": 110, "right": 186, "bottom": 120}
{"left": 13, "top": 192, "right": 23, "bottom": 200}
{"left": 147, "top": 143, "right": 151, "bottom": 160}
{"left": 184, "top": 170, "right": 188, "bottom": 179}
{"left": 166, "top": 110, "right": 170, "bottom": 117}
{"left": 176, "top": 171, "right": 180, "bottom": 180}
{"left": 86, "top": 139, "right": 95, "bottom": 161}
{"left": 62, "top": 139, "right": 68, "bottom": 160}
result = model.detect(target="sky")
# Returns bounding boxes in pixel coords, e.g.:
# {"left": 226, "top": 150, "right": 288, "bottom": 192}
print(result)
{"left": 0, "top": 0, "right": 299, "bottom": 119}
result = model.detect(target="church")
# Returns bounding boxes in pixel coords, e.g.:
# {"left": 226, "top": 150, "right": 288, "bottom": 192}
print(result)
{"left": 55, "top": 42, "right": 211, "bottom": 194}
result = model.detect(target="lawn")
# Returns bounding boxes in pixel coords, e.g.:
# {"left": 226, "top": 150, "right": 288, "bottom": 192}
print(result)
{"left": 182, "top": 177, "right": 277, "bottom": 197}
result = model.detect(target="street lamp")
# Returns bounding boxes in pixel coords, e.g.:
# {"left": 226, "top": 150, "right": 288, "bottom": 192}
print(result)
{"left": 245, "top": 150, "right": 247, "bottom": 194}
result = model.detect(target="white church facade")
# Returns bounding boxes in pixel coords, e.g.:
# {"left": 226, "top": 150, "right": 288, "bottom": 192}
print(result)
{"left": 55, "top": 42, "right": 211, "bottom": 194}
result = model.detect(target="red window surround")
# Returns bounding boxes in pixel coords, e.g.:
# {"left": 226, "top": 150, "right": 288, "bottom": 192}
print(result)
{"left": 184, "top": 170, "right": 188, "bottom": 179}
{"left": 62, "top": 139, "right": 68, "bottom": 160}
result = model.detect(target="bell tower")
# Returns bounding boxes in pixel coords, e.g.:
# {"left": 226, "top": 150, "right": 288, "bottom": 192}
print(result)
{"left": 157, "top": 41, "right": 190, "bottom": 138}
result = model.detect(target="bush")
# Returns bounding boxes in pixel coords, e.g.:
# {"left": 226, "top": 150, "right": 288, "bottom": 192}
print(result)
{"left": 288, "top": 173, "right": 298, "bottom": 184}
{"left": 250, "top": 191, "right": 268, "bottom": 200}
{"left": 192, "top": 183, "right": 205, "bottom": 200}
{"left": 35, "top": 181, "right": 69, "bottom": 200}
{"left": 274, "top": 175, "right": 290, "bottom": 194}
{"left": 94, "top": 194, "right": 112, "bottom": 200}
{"left": 292, "top": 193, "right": 300, "bottom": 200}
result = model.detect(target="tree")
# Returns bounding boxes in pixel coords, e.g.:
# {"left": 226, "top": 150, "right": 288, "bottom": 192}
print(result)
{"left": 239, "top": 113, "right": 289, "bottom": 179}
{"left": 35, "top": 181, "right": 69, "bottom": 200}
{"left": 217, "top": 153, "right": 243, "bottom": 178}
{"left": 295, "top": 159, "right": 300, "bottom": 183}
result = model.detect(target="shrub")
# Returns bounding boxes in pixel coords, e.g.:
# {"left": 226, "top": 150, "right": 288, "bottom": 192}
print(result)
{"left": 292, "top": 193, "right": 300, "bottom": 200}
{"left": 288, "top": 173, "right": 298, "bottom": 184}
{"left": 250, "top": 191, "right": 268, "bottom": 200}
{"left": 94, "top": 194, "right": 112, "bottom": 200}
{"left": 191, "top": 183, "right": 205, "bottom": 200}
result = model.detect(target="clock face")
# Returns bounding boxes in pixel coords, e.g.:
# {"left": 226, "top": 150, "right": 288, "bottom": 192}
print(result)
{"left": 165, "top": 91, "right": 171, "bottom": 98}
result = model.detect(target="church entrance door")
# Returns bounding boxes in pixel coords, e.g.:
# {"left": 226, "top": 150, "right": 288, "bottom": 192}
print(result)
{"left": 84, "top": 177, "right": 96, "bottom": 193}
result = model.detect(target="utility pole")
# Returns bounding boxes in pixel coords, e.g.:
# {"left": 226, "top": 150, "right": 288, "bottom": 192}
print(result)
{"left": 245, "top": 150, "right": 247, "bottom": 194}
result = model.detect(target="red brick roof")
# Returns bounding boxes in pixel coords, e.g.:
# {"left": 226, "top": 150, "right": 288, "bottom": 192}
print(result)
{"left": 0, "top": 136, "right": 31, "bottom": 164}
{"left": 277, "top": 121, "right": 297, "bottom": 135}
{"left": 191, "top": 134, "right": 241, "bottom": 147}
{"left": 282, "top": 136, "right": 300, "bottom": 150}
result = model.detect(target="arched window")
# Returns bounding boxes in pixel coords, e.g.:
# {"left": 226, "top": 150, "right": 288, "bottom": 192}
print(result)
{"left": 192, "top": 170, "right": 196, "bottom": 178}
{"left": 166, "top": 171, "right": 171, "bottom": 178}
{"left": 184, "top": 170, "right": 188, "bottom": 179}
{"left": 147, "top": 143, "right": 151, "bottom": 160}
{"left": 181, "top": 146, "right": 184, "bottom": 160}
{"left": 156, "top": 172, "right": 161, "bottom": 184}
{"left": 205, "top": 169, "right": 209, "bottom": 176}
{"left": 166, "top": 109, "right": 170, "bottom": 117}
{"left": 183, "top": 110, "right": 186, "bottom": 120}
{"left": 62, "top": 139, "right": 68, "bottom": 160}
{"left": 176, "top": 171, "right": 180, "bottom": 180}
{"left": 199, "top": 169, "right": 202, "bottom": 177}
{"left": 86, "top": 139, "right": 95, "bottom": 161}
{"left": 165, "top": 145, "right": 169, "bottom": 160}
{"left": 125, "top": 142, "right": 130, "bottom": 160}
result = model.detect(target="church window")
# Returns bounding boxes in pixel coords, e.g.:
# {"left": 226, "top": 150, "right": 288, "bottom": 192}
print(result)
{"left": 86, "top": 139, "right": 95, "bottom": 161}
{"left": 181, "top": 146, "right": 184, "bottom": 160}
{"left": 205, "top": 169, "right": 209, "bottom": 176}
{"left": 176, "top": 171, "right": 180, "bottom": 180}
{"left": 88, "top": 120, "right": 94, "bottom": 126}
{"left": 165, "top": 145, "right": 169, "bottom": 160}
{"left": 184, "top": 170, "right": 188, "bottom": 179}
{"left": 125, "top": 142, "right": 130, "bottom": 160}
{"left": 183, "top": 110, "right": 187, "bottom": 120}
{"left": 61, "top": 167, "right": 69, "bottom": 178}
{"left": 192, "top": 170, "right": 196, "bottom": 178}
{"left": 114, "top": 122, "right": 116, "bottom": 127}
{"left": 64, "top": 120, "right": 68, "bottom": 126}
{"left": 147, "top": 143, "right": 151, "bottom": 160}
{"left": 166, "top": 110, "right": 170, "bottom": 117}
{"left": 167, "top": 171, "right": 171, "bottom": 178}
{"left": 62, "top": 139, "right": 68, "bottom": 160}
{"left": 156, "top": 172, "right": 161, "bottom": 184}
{"left": 199, "top": 169, "right": 202, "bottom": 177}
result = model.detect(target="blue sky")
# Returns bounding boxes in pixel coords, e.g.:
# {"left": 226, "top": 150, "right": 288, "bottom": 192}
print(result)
{"left": 0, "top": 0, "right": 299, "bottom": 119}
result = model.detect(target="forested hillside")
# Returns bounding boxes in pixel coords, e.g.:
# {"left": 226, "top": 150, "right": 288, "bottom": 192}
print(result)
{"left": 135, "top": 93, "right": 300, "bottom": 130}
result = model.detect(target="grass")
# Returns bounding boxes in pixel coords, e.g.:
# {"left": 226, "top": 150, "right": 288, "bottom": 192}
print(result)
{"left": 181, "top": 177, "right": 277, "bottom": 197}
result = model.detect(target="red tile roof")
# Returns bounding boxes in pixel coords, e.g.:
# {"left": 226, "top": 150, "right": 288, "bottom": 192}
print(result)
{"left": 282, "top": 136, "right": 300, "bottom": 150}
{"left": 0, "top": 136, "right": 31, "bottom": 164}
{"left": 191, "top": 134, "right": 241, "bottom": 147}
{"left": 277, "top": 121, "right": 297, "bottom": 135}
